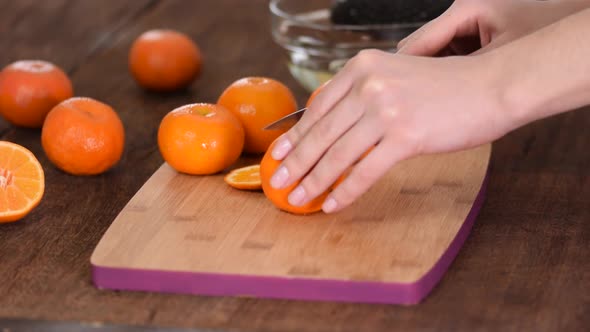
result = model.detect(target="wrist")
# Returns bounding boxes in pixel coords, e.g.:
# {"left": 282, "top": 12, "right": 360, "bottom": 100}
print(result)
{"left": 474, "top": 50, "right": 537, "bottom": 132}
{"left": 481, "top": 9, "right": 590, "bottom": 129}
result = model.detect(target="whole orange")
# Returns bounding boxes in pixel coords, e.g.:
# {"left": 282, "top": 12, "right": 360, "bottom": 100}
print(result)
{"left": 41, "top": 97, "right": 125, "bottom": 175}
{"left": 128, "top": 29, "right": 202, "bottom": 92}
{"left": 260, "top": 139, "right": 329, "bottom": 215}
{"left": 0, "top": 60, "right": 73, "bottom": 128}
{"left": 217, "top": 77, "right": 297, "bottom": 155}
{"left": 260, "top": 137, "right": 373, "bottom": 214}
{"left": 157, "top": 103, "right": 244, "bottom": 175}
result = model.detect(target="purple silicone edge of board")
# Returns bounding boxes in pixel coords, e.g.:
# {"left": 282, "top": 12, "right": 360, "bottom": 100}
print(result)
{"left": 91, "top": 171, "right": 489, "bottom": 305}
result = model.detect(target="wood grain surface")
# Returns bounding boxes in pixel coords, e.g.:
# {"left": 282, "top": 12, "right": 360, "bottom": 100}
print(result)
{"left": 91, "top": 143, "right": 489, "bottom": 303}
{"left": 0, "top": 0, "right": 588, "bottom": 331}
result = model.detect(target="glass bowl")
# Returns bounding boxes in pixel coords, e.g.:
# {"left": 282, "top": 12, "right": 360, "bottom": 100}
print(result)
{"left": 270, "top": 0, "right": 425, "bottom": 92}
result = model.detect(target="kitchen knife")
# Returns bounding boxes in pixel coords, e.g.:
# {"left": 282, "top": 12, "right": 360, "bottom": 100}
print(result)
{"left": 263, "top": 107, "right": 307, "bottom": 130}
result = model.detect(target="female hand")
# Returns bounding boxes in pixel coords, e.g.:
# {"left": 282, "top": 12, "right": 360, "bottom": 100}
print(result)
{"left": 268, "top": 49, "right": 514, "bottom": 213}
{"left": 268, "top": 3, "right": 590, "bottom": 214}
{"left": 397, "top": 0, "right": 587, "bottom": 56}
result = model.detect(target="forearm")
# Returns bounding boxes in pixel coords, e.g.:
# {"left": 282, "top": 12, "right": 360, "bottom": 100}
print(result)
{"left": 548, "top": 0, "right": 590, "bottom": 21}
{"left": 488, "top": 7, "right": 590, "bottom": 126}
{"left": 558, "top": 0, "right": 590, "bottom": 9}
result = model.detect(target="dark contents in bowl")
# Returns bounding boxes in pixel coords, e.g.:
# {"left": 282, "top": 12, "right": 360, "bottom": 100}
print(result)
{"left": 330, "top": 0, "right": 454, "bottom": 25}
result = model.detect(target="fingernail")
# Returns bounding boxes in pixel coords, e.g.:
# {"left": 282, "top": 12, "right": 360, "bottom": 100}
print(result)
{"left": 271, "top": 137, "right": 292, "bottom": 160}
{"left": 322, "top": 197, "right": 337, "bottom": 213}
{"left": 270, "top": 166, "right": 289, "bottom": 189}
{"left": 288, "top": 186, "right": 306, "bottom": 206}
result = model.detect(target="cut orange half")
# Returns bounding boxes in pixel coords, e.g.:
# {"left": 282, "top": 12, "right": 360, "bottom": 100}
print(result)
{"left": 224, "top": 164, "right": 261, "bottom": 190}
{"left": 0, "top": 141, "right": 45, "bottom": 223}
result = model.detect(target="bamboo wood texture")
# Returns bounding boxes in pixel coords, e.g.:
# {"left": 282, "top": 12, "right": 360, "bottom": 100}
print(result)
{"left": 91, "top": 143, "right": 491, "bottom": 304}
{"left": 2, "top": 0, "right": 588, "bottom": 330}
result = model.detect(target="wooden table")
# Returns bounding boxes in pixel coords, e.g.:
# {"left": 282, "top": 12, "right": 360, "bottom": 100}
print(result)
{"left": 0, "top": 1, "right": 588, "bottom": 331}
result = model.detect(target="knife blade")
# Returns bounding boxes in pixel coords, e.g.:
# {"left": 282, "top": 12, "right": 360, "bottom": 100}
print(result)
{"left": 263, "top": 107, "right": 307, "bottom": 130}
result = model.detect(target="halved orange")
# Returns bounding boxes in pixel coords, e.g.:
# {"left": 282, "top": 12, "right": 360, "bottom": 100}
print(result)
{"left": 224, "top": 164, "right": 261, "bottom": 190}
{"left": 0, "top": 141, "right": 45, "bottom": 223}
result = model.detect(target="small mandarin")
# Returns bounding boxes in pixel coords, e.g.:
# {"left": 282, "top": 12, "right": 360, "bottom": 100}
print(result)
{"left": 41, "top": 97, "right": 125, "bottom": 175}
{"left": 260, "top": 140, "right": 329, "bottom": 215}
{"left": 217, "top": 77, "right": 298, "bottom": 155}
{"left": 0, "top": 60, "right": 73, "bottom": 128}
{"left": 129, "top": 29, "right": 202, "bottom": 91}
{"left": 260, "top": 137, "right": 372, "bottom": 214}
{"left": 157, "top": 103, "right": 244, "bottom": 175}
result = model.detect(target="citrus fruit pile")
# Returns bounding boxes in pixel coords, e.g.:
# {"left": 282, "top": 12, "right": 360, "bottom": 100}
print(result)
{"left": 0, "top": 27, "right": 319, "bottom": 223}
{"left": 157, "top": 76, "right": 312, "bottom": 213}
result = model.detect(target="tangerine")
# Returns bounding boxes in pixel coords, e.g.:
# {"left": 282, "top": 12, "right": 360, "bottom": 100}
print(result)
{"left": 0, "top": 141, "right": 45, "bottom": 223}
{"left": 157, "top": 103, "right": 244, "bottom": 175}
{"left": 260, "top": 137, "right": 373, "bottom": 214}
{"left": 217, "top": 77, "right": 297, "bottom": 155}
{"left": 260, "top": 139, "right": 329, "bottom": 215}
{"left": 41, "top": 97, "right": 125, "bottom": 175}
{"left": 129, "top": 29, "right": 202, "bottom": 92}
{"left": 0, "top": 60, "right": 73, "bottom": 128}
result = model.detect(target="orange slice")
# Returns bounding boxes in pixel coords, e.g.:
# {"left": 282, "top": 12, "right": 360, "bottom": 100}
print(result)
{"left": 224, "top": 164, "right": 261, "bottom": 190}
{"left": 0, "top": 141, "right": 45, "bottom": 223}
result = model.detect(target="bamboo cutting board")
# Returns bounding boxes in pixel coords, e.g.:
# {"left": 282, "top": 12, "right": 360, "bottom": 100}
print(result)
{"left": 91, "top": 143, "right": 491, "bottom": 305}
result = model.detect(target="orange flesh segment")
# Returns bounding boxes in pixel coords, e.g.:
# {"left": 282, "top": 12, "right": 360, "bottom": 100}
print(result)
{"left": 0, "top": 141, "right": 45, "bottom": 223}
{"left": 224, "top": 164, "right": 261, "bottom": 190}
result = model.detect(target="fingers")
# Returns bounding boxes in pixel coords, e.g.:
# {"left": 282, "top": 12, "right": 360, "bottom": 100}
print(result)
{"left": 398, "top": 18, "right": 455, "bottom": 56}
{"left": 271, "top": 50, "right": 386, "bottom": 162}
{"left": 397, "top": 20, "right": 433, "bottom": 51}
{"left": 322, "top": 135, "right": 413, "bottom": 213}
{"left": 397, "top": 6, "right": 464, "bottom": 56}
{"left": 285, "top": 109, "right": 385, "bottom": 207}
{"left": 470, "top": 35, "right": 508, "bottom": 55}
{"left": 270, "top": 65, "right": 355, "bottom": 161}
{"left": 448, "top": 35, "right": 483, "bottom": 55}
{"left": 269, "top": 95, "right": 363, "bottom": 190}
